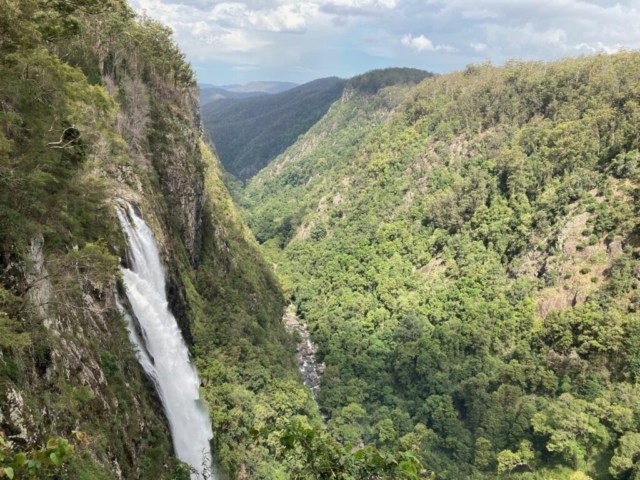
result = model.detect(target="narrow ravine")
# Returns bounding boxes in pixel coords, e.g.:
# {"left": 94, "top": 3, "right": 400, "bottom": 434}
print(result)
{"left": 117, "top": 204, "right": 213, "bottom": 478}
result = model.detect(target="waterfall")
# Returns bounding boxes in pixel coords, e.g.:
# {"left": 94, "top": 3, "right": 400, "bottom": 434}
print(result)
{"left": 116, "top": 204, "right": 213, "bottom": 478}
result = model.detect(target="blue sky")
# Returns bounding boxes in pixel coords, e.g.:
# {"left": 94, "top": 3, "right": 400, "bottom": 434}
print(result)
{"left": 129, "top": 0, "right": 640, "bottom": 85}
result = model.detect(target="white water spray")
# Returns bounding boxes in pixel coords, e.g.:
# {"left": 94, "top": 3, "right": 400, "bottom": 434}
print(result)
{"left": 117, "top": 204, "right": 213, "bottom": 477}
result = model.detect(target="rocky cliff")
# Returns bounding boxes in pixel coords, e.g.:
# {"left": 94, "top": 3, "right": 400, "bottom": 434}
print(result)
{"left": 0, "top": 1, "right": 313, "bottom": 479}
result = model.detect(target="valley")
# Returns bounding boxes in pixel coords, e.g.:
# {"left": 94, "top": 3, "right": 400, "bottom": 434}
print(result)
{"left": 1, "top": 0, "right": 640, "bottom": 478}
{"left": 214, "top": 55, "right": 640, "bottom": 480}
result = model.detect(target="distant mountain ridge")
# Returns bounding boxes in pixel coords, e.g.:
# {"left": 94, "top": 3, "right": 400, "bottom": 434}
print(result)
{"left": 202, "top": 76, "right": 347, "bottom": 180}
{"left": 198, "top": 86, "right": 266, "bottom": 106}
{"left": 199, "top": 81, "right": 298, "bottom": 94}
{"left": 199, "top": 83, "right": 242, "bottom": 90}
{"left": 202, "top": 69, "right": 430, "bottom": 181}
{"left": 198, "top": 81, "right": 299, "bottom": 106}
{"left": 227, "top": 81, "right": 298, "bottom": 94}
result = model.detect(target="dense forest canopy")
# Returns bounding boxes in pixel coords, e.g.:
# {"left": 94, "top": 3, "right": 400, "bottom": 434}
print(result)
{"left": 236, "top": 53, "right": 640, "bottom": 480}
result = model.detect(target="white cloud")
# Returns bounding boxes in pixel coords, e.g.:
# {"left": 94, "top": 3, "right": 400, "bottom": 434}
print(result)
{"left": 247, "top": 3, "right": 319, "bottom": 32}
{"left": 129, "top": 0, "right": 640, "bottom": 83}
{"left": 323, "top": 0, "right": 396, "bottom": 9}
{"left": 574, "top": 41, "right": 623, "bottom": 54}
{"left": 402, "top": 34, "right": 456, "bottom": 52}
{"left": 484, "top": 23, "right": 567, "bottom": 49}
{"left": 199, "top": 28, "right": 267, "bottom": 51}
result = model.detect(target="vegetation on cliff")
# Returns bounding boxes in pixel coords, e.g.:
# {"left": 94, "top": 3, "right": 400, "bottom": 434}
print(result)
{"left": 0, "top": 0, "right": 193, "bottom": 476}
{"left": 239, "top": 53, "right": 640, "bottom": 479}
{"left": 0, "top": 0, "right": 313, "bottom": 477}
{"left": 0, "top": 0, "right": 421, "bottom": 478}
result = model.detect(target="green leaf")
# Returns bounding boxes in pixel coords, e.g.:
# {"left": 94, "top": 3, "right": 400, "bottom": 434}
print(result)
{"left": 14, "top": 452, "right": 26, "bottom": 467}
{"left": 50, "top": 452, "right": 62, "bottom": 466}
{"left": 63, "top": 444, "right": 74, "bottom": 457}
{"left": 4, "top": 467, "right": 14, "bottom": 479}
{"left": 399, "top": 461, "right": 417, "bottom": 475}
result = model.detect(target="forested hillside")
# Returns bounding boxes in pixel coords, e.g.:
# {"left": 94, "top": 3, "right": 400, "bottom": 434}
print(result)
{"left": 202, "top": 77, "right": 348, "bottom": 180}
{"left": 239, "top": 53, "right": 640, "bottom": 479}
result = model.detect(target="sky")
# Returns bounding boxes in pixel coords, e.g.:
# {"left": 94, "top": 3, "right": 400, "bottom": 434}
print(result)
{"left": 128, "top": 0, "right": 640, "bottom": 85}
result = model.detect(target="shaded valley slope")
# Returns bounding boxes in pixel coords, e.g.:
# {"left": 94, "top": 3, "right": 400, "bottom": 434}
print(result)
{"left": 203, "top": 76, "right": 349, "bottom": 180}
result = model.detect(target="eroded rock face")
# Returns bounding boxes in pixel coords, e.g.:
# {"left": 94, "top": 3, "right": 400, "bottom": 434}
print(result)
{"left": 25, "top": 235, "right": 53, "bottom": 325}
{"left": 283, "top": 305, "right": 325, "bottom": 398}
{"left": 1, "top": 386, "right": 37, "bottom": 447}
{"left": 157, "top": 127, "right": 204, "bottom": 268}
{"left": 150, "top": 89, "right": 205, "bottom": 270}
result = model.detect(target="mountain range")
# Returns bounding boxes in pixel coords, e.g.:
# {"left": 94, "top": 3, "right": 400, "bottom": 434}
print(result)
{"left": 198, "top": 80, "right": 299, "bottom": 106}
{"left": 203, "top": 69, "right": 429, "bottom": 180}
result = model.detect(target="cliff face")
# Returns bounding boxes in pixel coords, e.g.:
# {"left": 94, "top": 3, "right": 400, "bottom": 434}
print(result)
{"left": 0, "top": 5, "right": 204, "bottom": 477}
{"left": 149, "top": 89, "right": 205, "bottom": 269}
{"left": 0, "top": 2, "right": 316, "bottom": 478}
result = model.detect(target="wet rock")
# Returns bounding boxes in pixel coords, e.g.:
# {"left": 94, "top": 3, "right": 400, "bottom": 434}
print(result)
{"left": 283, "top": 305, "right": 325, "bottom": 398}
{"left": 165, "top": 263, "right": 194, "bottom": 346}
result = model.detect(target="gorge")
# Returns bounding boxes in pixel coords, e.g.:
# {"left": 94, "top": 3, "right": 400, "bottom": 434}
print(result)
{"left": 2, "top": 0, "right": 640, "bottom": 478}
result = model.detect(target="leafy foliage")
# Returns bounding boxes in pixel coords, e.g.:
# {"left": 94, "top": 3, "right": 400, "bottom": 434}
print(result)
{"left": 270, "top": 420, "right": 427, "bottom": 479}
{"left": 0, "top": 431, "right": 84, "bottom": 479}
{"left": 237, "top": 53, "right": 640, "bottom": 479}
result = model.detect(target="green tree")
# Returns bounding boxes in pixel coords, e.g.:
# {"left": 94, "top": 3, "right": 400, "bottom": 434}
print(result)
{"left": 609, "top": 432, "right": 640, "bottom": 479}
{"left": 532, "top": 394, "right": 610, "bottom": 468}
{"left": 496, "top": 440, "right": 536, "bottom": 475}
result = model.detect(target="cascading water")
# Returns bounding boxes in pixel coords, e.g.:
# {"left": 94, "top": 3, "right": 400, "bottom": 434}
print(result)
{"left": 116, "top": 204, "right": 213, "bottom": 477}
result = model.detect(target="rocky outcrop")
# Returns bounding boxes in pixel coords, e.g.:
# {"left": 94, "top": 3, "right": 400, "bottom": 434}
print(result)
{"left": 24, "top": 235, "right": 54, "bottom": 328}
{"left": 283, "top": 305, "right": 325, "bottom": 397}
{"left": 0, "top": 386, "right": 37, "bottom": 448}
